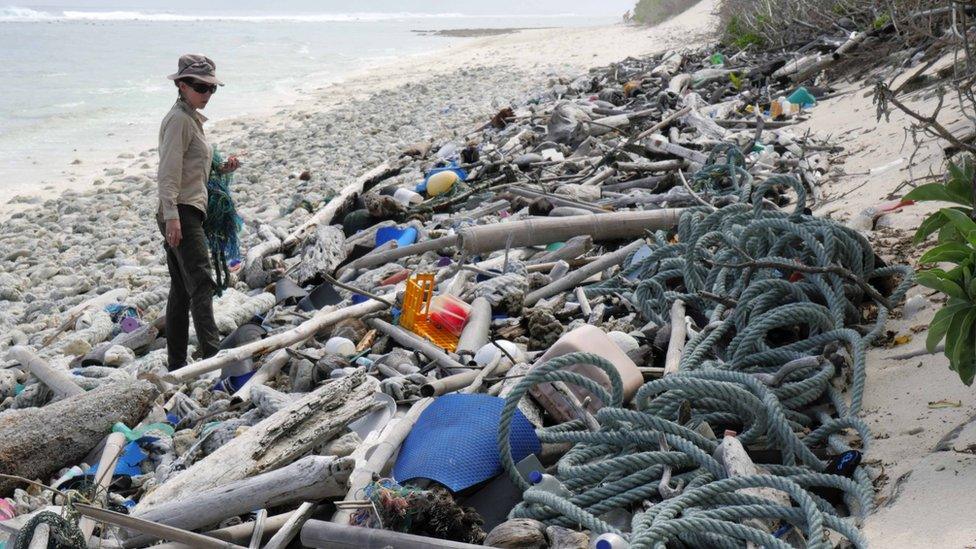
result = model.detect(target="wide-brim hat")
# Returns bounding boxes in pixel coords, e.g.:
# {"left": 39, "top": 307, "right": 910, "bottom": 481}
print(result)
{"left": 167, "top": 53, "right": 224, "bottom": 86}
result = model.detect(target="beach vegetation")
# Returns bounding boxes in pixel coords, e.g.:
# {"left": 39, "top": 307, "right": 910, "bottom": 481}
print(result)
{"left": 908, "top": 155, "right": 976, "bottom": 385}
{"left": 629, "top": 0, "right": 699, "bottom": 26}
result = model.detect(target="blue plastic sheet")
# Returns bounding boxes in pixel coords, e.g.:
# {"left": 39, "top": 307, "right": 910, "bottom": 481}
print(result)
{"left": 393, "top": 394, "right": 540, "bottom": 492}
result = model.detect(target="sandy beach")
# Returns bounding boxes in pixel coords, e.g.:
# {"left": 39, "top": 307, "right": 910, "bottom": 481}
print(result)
{"left": 1, "top": 0, "right": 974, "bottom": 546}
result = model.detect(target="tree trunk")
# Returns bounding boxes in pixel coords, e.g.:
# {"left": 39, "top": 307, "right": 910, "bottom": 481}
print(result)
{"left": 134, "top": 371, "right": 378, "bottom": 510}
{"left": 127, "top": 457, "right": 348, "bottom": 546}
{"left": 0, "top": 378, "right": 158, "bottom": 496}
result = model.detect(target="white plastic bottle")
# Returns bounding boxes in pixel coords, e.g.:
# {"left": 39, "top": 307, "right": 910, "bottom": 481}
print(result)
{"left": 590, "top": 532, "right": 630, "bottom": 549}
{"left": 526, "top": 470, "right": 571, "bottom": 498}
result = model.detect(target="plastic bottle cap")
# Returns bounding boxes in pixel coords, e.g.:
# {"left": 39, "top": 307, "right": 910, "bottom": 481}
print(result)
{"left": 528, "top": 470, "right": 543, "bottom": 484}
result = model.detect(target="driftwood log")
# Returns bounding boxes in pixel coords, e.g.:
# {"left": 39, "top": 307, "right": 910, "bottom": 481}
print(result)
{"left": 244, "top": 225, "right": 282, "bottom": 289}
{"left": 128, "top": 457, "right": 348, "bottom": 546}
{"left": 280, "top": 161, "right": 397, "bottom": 253}
{"left": 0, "top": 378, "right": 158, "bottom": 496}
{"left": 150, "top": 512, "right": 294, "bottom": 549}
{"left": 296, "top": 225, "right": 346, "bottom": 285}
{"left": 75, "top": 504, "right": 245, "bottom": 549}
{"left": 135, "top": 370, "right": 378, "bottom": 510}
{"left": 164, "top": 296, "right": 391, "bottom": 383}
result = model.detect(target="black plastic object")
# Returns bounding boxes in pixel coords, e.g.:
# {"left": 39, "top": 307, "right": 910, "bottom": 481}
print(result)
{"left": 219, "top": 322, "right": 267, "bottom": 350}
{"left": 298, "top": 282, "right": 343, "bottom": 312}
{"left": 274, "top": 277, "right": 308, "bottom": 306}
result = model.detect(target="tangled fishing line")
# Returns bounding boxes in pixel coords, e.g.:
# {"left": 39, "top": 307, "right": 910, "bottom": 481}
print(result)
{"left": 497, "top": 171, "right": 913, "bottom": 548}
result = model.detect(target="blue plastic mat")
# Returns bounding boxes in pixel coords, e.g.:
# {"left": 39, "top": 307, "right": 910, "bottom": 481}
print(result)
{"left": 393, "top": 393, "right": 540, "bottom": 492}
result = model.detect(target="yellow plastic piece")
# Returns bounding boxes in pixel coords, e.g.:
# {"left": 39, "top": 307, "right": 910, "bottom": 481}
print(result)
{"left": 400, "top": 273, "right": 459, "bottom": 352}
{"left": 426, "top": 171, "right": 458, "bottom": 196}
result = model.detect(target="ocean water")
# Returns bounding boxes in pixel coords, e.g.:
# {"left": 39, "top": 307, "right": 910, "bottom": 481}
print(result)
{"left": 0, "top": 4, "right": 619, "bottom": 195}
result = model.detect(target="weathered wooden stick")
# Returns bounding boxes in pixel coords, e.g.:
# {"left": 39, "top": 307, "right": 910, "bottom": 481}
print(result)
{"left": 163, "top": 297, "right": 391, "bottom": 383}
{"left": 506, "top": 187, "right": 606, "bottom": 213}
{"left": 281, "top": 161, "right": 394, "bottom": 252}
{"left": 229, "top": 347, "right": 295, "bottom": 405}
{"left": 717, "top": 433, "right": 792, "bottom": 548}
{"left": 247, "top": 509, "right": 267, "bottom": 549}
{"left": 458, "top": 210, "right": 681, "bottom": 255}
{"left": 75, "top": 504, "right": 245, "bottom": 549}
{"left": 456, "top": 297, "right": 491, "bottom": 359}
{"left": 613, "top": 159, "right": 686, "bottom": 173}
{"left": 135, "top": 372, "right": 377, "bottom": 510}
{"left": 151, "top": 512, "right": 294, "bottom": 549}
{"left": 331, "top": 398, "right": 433, "bottom": 525}
{"left": 602, "top": 174, "right": 667, "bottom": 192}
{"left": 43, "top": 289, "right": 128, "bottom": 347}
{"left": 6, "top": 345, "right": 84, "bottom": 399}
{"left": 644, "top": 135, "right": 709, "bottom": 164}
{"left": 580, "top": 167, "right": 616, "bottom": 186}
{"left": 663, "top": 299, "right": 686, "bottom": 376}
{"left": 792, "top": 31, "right": 868, "bottom": 83}
{"left": 367, "top": 319, "right": 467, "bottom": 372}
{"left": 79, "top": 431, "right": 127, "bottom": 540}
{"left": 524, "top": 240, "right": 644, "bottom": 307}
{"left": 127, "top": 456, "right": 351, "bottom": 545}
{"left": 575, "top": 287, "right": 592, "bottom": 317}
{"left": 527, "top": 235, "right": 594, "bottom": 265}
{"left": 263, "top": 502, "right": 315, "bottom": 549}
{"left": 0, "top": 378, "right": 157, "bottom": 496}
{"left": 244, "top": 225, "right": 281, "bottom": 288}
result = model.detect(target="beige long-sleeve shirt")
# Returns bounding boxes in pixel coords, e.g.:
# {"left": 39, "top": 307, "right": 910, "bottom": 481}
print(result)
{"left": 157, "top": 99, "right": 211, "bottom": 221}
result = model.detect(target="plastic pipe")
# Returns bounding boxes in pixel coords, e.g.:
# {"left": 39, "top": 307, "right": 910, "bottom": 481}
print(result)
{"left": 300, "top": 520, "right": 485, "bottom": 549}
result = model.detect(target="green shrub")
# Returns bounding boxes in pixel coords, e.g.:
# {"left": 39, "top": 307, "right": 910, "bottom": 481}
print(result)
{"left": 906, "top": 156, "right": 976, "bottom": 385}
{"left": 631, "top": 0, "right": 700, "bottom": 26}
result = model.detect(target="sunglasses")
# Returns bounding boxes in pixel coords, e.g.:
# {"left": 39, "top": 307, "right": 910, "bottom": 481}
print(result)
{"left": 182, "top": 80, "right": 217, "bottom": 94}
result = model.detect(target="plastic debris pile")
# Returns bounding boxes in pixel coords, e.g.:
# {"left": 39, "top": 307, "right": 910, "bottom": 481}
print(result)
{"left": 0, "top": 41, "right": 912, "bottom": 549}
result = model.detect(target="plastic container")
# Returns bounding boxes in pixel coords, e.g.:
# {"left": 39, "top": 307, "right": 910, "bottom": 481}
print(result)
{"left": 325, "top": 336, "right": 356, "bottom": 356}
{"left": 426, "top": 170, "right": 459, "bottom": 196}
{"left": 527, "top": 471, "right": 571, "bottom": 498}
{"left": 429, "top": 294, "right": 472, "bottom": 336}
{"left": 529, "top": 325, "right": 643, "bottom": 423}
{"left": 393, "top": 187, "right": 423, "bottom": 206}
{"left": 591, "top": 533, "right": 630, "bottom": 549}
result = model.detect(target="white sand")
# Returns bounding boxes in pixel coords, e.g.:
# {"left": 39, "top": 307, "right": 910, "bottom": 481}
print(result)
{"left": 794, "top": 50, "right": 976, "bottom": 547}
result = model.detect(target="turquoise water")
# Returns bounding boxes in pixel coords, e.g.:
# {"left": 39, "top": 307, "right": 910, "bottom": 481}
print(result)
{"left": 0, "top": 5, "right": 618, "bottom": 192}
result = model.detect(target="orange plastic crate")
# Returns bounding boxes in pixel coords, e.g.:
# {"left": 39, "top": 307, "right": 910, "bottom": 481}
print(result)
{"left": 400, "top": 273, "right": 459, "bottom": 352}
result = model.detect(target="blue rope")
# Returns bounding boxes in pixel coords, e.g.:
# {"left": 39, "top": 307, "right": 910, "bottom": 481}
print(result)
{"left": 205, "top": 149, "right": 243, "bottom": 294}
{"left": 496, "top": 148, "right": 913, "bottom": 547}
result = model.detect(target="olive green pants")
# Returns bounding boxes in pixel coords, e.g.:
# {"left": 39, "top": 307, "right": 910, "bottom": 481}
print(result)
{"left": 158, "top": 204, "right": 220, "bottom": 370}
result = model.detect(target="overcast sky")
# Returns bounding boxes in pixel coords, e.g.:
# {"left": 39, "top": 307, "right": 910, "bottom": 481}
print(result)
{"left": 18, "top": 1, "right": 638, "bottom": 16}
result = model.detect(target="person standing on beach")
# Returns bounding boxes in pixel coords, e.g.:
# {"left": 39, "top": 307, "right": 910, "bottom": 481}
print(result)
{"left": 157, "top": 54, "right": 239, "bottom": 370}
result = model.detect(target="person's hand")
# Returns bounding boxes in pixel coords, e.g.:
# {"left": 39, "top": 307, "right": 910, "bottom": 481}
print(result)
{"left": 219, "top": 155, "right": 240, "bottom": 174}
{"left": 166, "top": 219, "right": 182, "bottom": 248}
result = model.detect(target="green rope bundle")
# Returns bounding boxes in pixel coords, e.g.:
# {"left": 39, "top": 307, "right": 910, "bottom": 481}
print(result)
{"left": 496, "top": 160, "right": 913, "bottom": 547}
{"left": 205, "top": 149, "right": 243, "bottom": 295}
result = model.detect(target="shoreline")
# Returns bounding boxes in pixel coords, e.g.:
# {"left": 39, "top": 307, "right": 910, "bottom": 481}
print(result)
{"left": 0, "top": 8, "right": 715, "bottom": 220}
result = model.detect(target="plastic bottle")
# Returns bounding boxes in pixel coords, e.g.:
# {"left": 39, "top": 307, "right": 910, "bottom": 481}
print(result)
{"left": 324, "top": 336, "right": 356, "bottom": 356}
{"left": 526, "top": 470, "right": 571, "bottom": 498}
{"left": 590, "top": 533, "right": 630, "bottom": 549}
{"left": 393, "top": 187, "right": 423, "bottom": 206}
